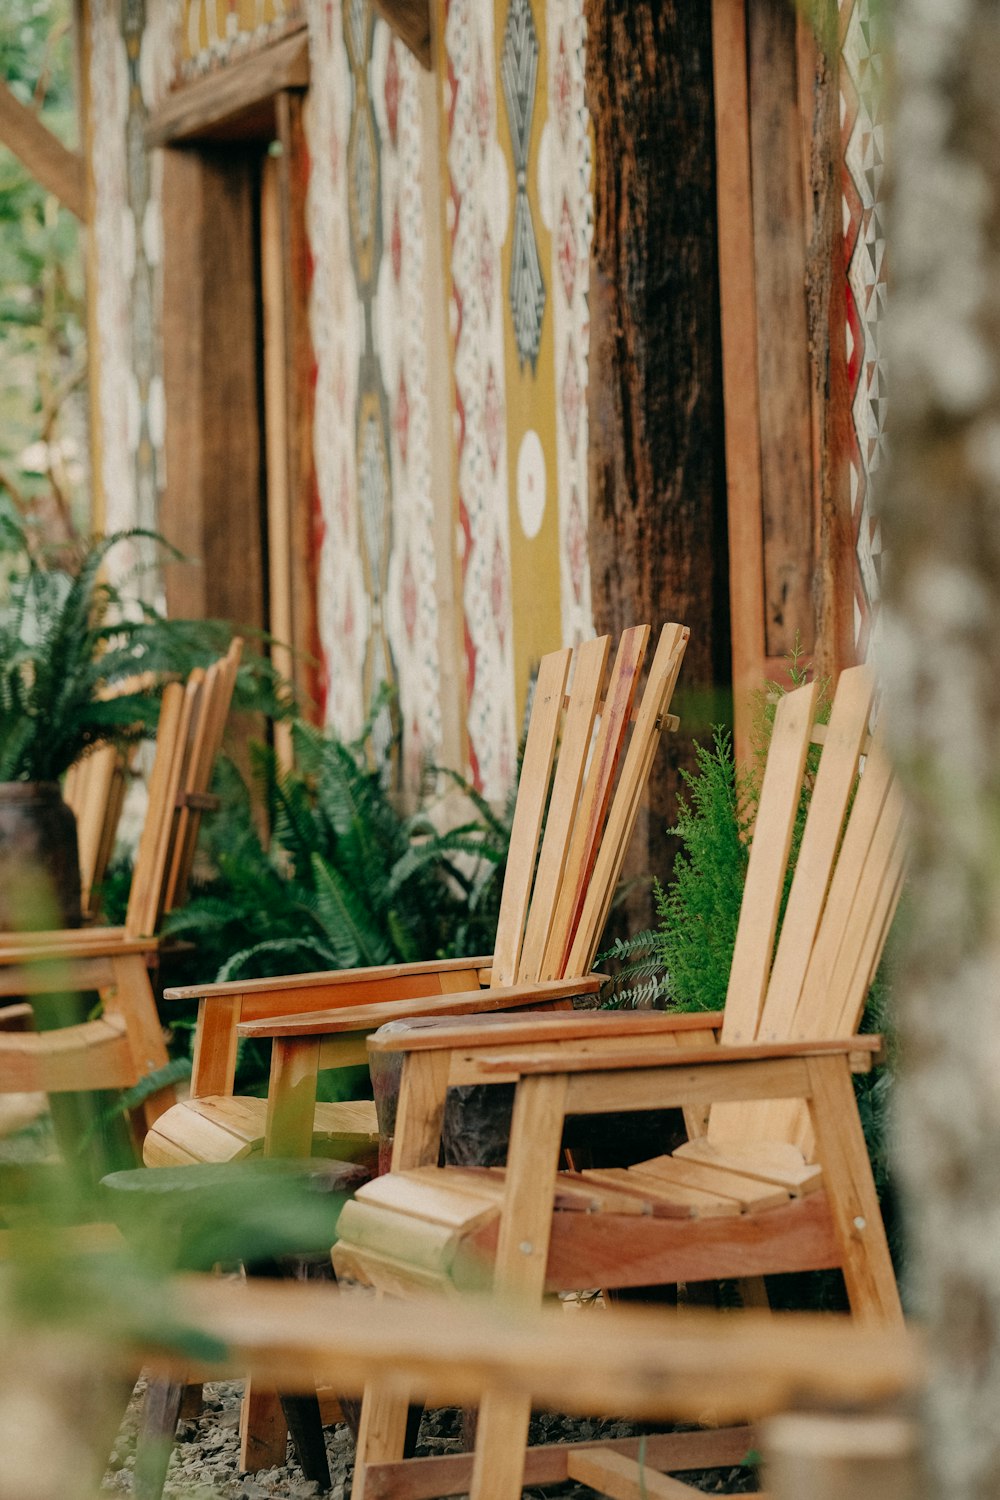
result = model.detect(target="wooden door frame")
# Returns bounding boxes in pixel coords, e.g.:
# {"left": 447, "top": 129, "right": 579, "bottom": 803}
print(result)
{"left": 149, "top": 30, "right": 320, "bottom": 726}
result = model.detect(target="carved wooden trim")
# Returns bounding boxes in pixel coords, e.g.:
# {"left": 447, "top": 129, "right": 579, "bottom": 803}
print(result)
{"left": 144, "top": 30, "right": 309, "bottom": 147}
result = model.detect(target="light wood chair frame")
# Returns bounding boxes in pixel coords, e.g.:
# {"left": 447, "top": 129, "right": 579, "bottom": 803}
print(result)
{"left": 0, "top": 640, "right": 243, "bottom": 1140}
{"left": 335, "top": 665, "right": 907, "bottom": 1500}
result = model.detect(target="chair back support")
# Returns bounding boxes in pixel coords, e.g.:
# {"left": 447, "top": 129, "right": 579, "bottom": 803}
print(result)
{"left": 0, "top": 1016, "right": 138, "bottom": 1096}
{"left": 65, "top": 742, "right": 133, "bottom": 918}
{"left": 124, "top": 639, "right": 243, "bottom": 939}
{"left": 709, "top": 665, "right": 906, "bottom": 1153}
{"left": 491, "top": 623, "right": 689, "bottom": 989}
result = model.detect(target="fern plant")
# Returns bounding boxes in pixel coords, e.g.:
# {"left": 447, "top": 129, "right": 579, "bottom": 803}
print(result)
{"left": 601, "top": 652, "right": 830, "bottom": 1012}
{"left": 162, "top": 715, "right": 513, "bottom": 989}
{"left": 600, "top": 729, "right": 753, "bottom": 1011}
{"left": 0, "top": 506, "right": 284, "bottom": 782}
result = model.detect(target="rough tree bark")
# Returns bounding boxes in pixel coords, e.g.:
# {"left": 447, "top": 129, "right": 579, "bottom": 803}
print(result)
{"left": 883, "top": 3, "right": 1000, "bottom": 1497}
{"left": 585, "top": 0, "right": 730, "bottom": 915}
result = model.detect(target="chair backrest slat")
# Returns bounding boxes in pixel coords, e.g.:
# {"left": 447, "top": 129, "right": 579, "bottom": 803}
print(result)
{"left": 768, "top": 769, "right": 906, "bottom": 1154}
{"left": 566, "top": 622, "right": 690, "bottom": 979}
{"left": 488, "top": 624, "right": 688, "bottom": 994}
{"left": 125, "top": 678, "right": 189, "bottom": 939}
{"left": 124, "top": 643, "right": 241, "bottom": 940}
{"left": 66, "top": 742, "right": 121, "bottom": 916}
{"left": 492, "top": 649, "right": 572, "bottom": 987}
{"left": 756, "top": 665, "right": 875, "bottom": 1045}
{"left": 791, "top": 721, "right": 895, "bottom": 1042}
{"left": 517, "top": 635, "right": 611, "bottom": 984}
{"left": 719, "top": 681, "right": 819, "bottom": 1049}
{"left": 710, "top": 665, "right": 904, "bottom": 1157}
{"left": 538, "top": 624, "right": 651, "bottom": 982}
{"left": 161, "top": 638, "right": 243, "bottom": 918}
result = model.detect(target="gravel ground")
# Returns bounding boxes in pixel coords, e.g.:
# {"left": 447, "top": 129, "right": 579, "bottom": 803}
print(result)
{"left": 100, "top": 1380, "right": 759, "bottom": 1499}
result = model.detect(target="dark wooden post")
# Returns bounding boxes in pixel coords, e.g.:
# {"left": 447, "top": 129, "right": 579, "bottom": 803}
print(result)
{"left": 585, "top": 0, "right": 730, "bottom": 910}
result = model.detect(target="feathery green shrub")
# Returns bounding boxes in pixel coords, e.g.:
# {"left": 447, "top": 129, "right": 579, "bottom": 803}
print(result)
{"left": 161, "top": 718, "right": 512, "bottom": 990}
{"left": 0, "top": 505, "right": 287, "bottom": 782}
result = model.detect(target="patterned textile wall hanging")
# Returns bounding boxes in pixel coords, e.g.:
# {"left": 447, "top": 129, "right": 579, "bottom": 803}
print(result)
{"left": 372, "top": 25, "right": 444, "bottom": 784}
{"left": 840, "top": 0, "right": 885, "bottom": 661}
{"left": 171, "top": 0, "right": 305, "bottom": 80}
{"left": 308, "top": 0, "right": 442, "bottom": 776}
{"left": 345, "top": 1, "right": 399, "bottom": 768}
{"left": 87, "top": 0, "right": 166, "bottom": 567}
{"left": 437, "top": 0, "right": 593, "bottom": 798}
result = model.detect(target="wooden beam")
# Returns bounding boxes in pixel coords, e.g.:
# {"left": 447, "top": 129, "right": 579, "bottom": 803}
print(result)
{"left": 144, "top": 30, "right": 309, "bottom": 147}
{"left": 372, "top": 0, "right": 432, "bottom": 68}
{"left": 710, "top": 0, "right": 766, "bottom": 759}
{"left": 747, "top": 0, "right": 815, "bottom": 663}
{"left": 0, "top": 79, "right": 87, "bottom": 220}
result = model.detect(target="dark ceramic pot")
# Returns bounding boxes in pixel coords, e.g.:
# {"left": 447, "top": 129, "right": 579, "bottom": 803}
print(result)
{"left": 0, "top": 780, "right": 82, "bottom": 930}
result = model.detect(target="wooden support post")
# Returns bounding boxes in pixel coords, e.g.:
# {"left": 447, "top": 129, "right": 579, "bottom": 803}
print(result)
{"left": 764, "top": 1414, "right": 920, "bottom": 1500}
{"left": 264, "top": 1039, "right": 320, "bottom": 1159}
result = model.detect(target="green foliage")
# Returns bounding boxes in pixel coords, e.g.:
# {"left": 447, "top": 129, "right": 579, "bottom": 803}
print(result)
{"left": 0, "top": 510, "right": 288, "bottom": 782}
{"left": 162, "top": 714, "right": 512, "bottom": 998}
{"left": 0, "top": 0, "right": 88, "bottom": 530}
{"left": 600, "top": 651, "right": 831, "bottom": 1013}
{"left": 600, "top": 728, "right": 753, "bottom": 1012}
{"left": 655, "top": 728, "right": 754, "bottom": 1012}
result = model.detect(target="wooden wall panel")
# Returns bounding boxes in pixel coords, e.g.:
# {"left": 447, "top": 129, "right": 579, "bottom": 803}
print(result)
{"left": 713, "top": 0, "right": 855, "bottom": 760}
{"left": 747, "top": 0, "right": 815, "bottom": 662}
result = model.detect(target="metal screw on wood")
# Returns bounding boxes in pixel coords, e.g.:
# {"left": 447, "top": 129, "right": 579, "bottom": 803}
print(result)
{"left": 854, "top": 1216, "right": 867, "bottom": 1230}
{"left": 519, "top": 1241, "right": 533, "bottom": 1255}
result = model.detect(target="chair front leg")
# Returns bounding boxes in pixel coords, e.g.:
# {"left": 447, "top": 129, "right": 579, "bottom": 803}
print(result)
{"left": 351, "top": 1049, "right": 454, "bottom": 1497}
{"left": 805, "top": 1054, "right": 902, "bottom": 1326}
{"left": 469, "top": 1073, "right": 569, "bottom": 1500}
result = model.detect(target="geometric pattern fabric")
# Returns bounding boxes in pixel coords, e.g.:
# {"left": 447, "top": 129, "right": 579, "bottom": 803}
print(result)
{"left": 840, "top": 0, "right": 887, "bottom": 661}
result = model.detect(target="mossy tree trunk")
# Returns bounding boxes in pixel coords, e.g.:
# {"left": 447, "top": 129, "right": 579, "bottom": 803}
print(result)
{"left": 884, "top": 2, "right": 1000, "bottom": 1495}
{"left": 585, "top": 0, "right": 730, "bottom": 920}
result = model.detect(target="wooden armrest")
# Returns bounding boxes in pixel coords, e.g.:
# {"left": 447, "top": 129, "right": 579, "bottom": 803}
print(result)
{"left": 0, "top": 934, "right": 156, "bottom": 966}
{"left": 365, "top": 1007, "right": 725, "bottom": 1055}
{"left": 0, "top": 925, "right": 129, "bottom": 951}
{"left": 236, "top": 976, "right": 604, "bottom": 1040}
{"left": 0, "top": 934, "right": 157, "bottom": 967}
{"left": 164, "top": 953, "right": 495, "bottom": 1002}
{"left": 0, "top": 1016, "right": 135, "bottom": 1093}
{"left": 463, "top": 1034, "right": 883, "bottom": 1078}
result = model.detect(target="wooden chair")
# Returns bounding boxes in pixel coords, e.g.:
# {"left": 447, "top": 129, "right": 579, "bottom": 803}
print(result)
{"left": 332, "top": 664, "right": 907, "bottom": 1500}
{"left": 144, "top": 623, "right": 690, "bottom": 1172}
{"left": 0, "top": 640, "right": 243, "bottom": 1142}
{"left": 148, "top": 1277, "right": 920, "bottom": 1500}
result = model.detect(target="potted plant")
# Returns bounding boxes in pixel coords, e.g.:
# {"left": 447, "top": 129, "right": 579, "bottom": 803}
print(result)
{"left": 0, "top": 503, "right": 242, "bottom": 930}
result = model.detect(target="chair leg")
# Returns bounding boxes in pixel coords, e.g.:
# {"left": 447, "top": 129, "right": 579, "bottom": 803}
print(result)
{"left": 467, "top": 1074, "right": 569, "bottom": 1500}
{"left": 351, "top": 1381, "right": 415, "bottom": 1498}
{"left": 179, "top": 1383, "right": 204, "bottom": 1420}
{"left": 280, "top": 1393, "right": 331, "bottom": 1491}
{"left": 805, "top": 1056, "right": 903, "bottom": 1326}
{"left": 134, "top": 1378, "right": 184, "bottom": 1500}
{"left": 239, "top": 1380, "right": 289, "bottom": 1471}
